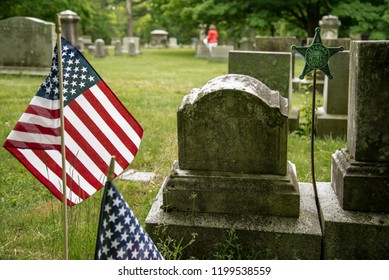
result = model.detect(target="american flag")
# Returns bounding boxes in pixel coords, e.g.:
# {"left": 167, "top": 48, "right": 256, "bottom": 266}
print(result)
{"left": 95, "top": 181, "right": 163, "bottom": 260}
{"left": 2, "top": 38, "right": 143, "bottom": 205}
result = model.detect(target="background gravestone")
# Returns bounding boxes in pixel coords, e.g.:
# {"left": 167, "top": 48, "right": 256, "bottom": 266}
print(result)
{"left": 0, "top": 17, "right": 55, "bottom": 75}
{"left": 332, "top": 40, "right": 389, "bottom": 212}
{"left": 315, "top": 51, "right": 349, "bottom": 137}
{"left": 59, "top": 10, "right": 80, "bottom": 47}
{"left": 209, "top": 45, "right": 234, "bottom": 61}
{"left": 319, "top": 15, "right": 341, "bottom": 39}
{"left": 228, "top": 50, "right": 300, "bottom": 131}
{"left": 255, "top": 36, "right": 299, "bottom": 52}
{"left": 94, "top": 39, "right": 107, "bottom": 58}
{"left": 317, "top": 40, "right": 389, "bottom": 260}
{"left": 123, "top": 37, "right": 140, "bottom": 55}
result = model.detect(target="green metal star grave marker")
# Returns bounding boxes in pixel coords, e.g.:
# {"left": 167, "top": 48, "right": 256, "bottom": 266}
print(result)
{"left": 291, "top": 27, "right": 343, "bottom": 79}
{"left": 291, "top": 27, "right": 343, "bottom": 238}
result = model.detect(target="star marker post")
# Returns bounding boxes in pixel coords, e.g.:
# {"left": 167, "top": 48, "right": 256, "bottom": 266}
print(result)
{"left": 291, "top": 27, "right": 343, "bottom": 245}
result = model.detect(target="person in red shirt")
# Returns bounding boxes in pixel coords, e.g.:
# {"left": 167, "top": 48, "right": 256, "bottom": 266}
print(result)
{"left": 207, "top": 24, "right": 218, "bottom": 51}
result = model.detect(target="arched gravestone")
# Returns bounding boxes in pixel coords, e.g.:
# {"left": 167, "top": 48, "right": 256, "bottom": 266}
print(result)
{"left": 178, "top": 74, "right": 288, "bottom": 175}
{"left": 163, "top": 74, "right": 300, "bottom": 217}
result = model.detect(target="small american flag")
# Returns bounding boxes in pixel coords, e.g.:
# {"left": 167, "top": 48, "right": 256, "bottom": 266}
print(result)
{"left": 3, "top": 38, "right": 143, "bottom": 205}
{"left": 95, "top": 181, "right": 163, "bottom": 260}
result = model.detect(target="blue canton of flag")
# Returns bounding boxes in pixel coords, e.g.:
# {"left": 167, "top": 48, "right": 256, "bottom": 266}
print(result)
{"left": 39, "top": 40, "right": 100, "bottom": 105}
{"left": 95, "top": 181, "right": 163, "bottom": 260}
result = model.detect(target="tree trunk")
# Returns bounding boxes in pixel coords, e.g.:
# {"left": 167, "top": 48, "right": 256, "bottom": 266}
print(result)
{"left": 126, "top": 0, "right": 133, "bottom": 37}
{"left": 306, "top": 1, "right": 324, "bottom": 37}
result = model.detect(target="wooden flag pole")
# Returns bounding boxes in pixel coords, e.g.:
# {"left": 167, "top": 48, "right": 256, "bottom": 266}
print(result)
{"left": 55, "top": 13, "right": 68, "bottom": 260}
{"left": 107, "top": 156, "right": 116, "bottom": 183}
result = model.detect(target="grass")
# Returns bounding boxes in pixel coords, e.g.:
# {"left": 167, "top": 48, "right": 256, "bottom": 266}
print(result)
{"left": 0, "top": 48, "right": 345, "bottom": 259}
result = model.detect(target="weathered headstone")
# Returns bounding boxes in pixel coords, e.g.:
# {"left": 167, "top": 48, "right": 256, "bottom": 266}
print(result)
{"left": 318, "top": 40, "right": 389, "bottom": 259}
{"left": 209, "top": 45, "right": 234, "bottom": 61}
{"left": 255, "top": 37, "right": 299, "bottom": 52}
{"left": 150, "top": 30, "right": 168, "bottom": 48}
{"left": 195, "top": 24, "right": 210, "bottom": 58}
{"left": 114, "top": 40, "right": 122, "bottom": 56}
{"left": 0, "top": 17, "right": 55, "bottom": 75}
{"left": 59, "top": 10, "right": 80, "bottom": 47}
{"left": 319, "top": 15, "right": 341, "bottom": 39}
{"left": 237, "top": 38, "right": 254, "bottom": 51}
{"left": 94, "top": 39, "right": 106, "bottom": 58}
{"left": 195, "top": 41, "right": 210, "bottom": 58}
{"left": 146, "top": 74, "right": 321, "bottom": 259}
{"left": 169, "top": 37, "right": 178, "bottom": 47}
{"left": 228, "top": 50, "right": 300, "bottom": 131}
{"left": 123, "top": 37, "right": 140, "bottom": 55}
{"left": 332, "top": 41, "right": 389, "bottom": 211}
{"left": 315, "top": 51, "right": 349, "bottom": 137}
{"left": 254, "top": 36, "right": 301, "bottom": 127}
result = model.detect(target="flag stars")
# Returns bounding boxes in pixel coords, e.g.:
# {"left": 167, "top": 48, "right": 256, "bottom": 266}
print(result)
{"left": 121, "top": 231, "right": 129, "bottom": 242}
{"left": 129, "top": 223, "right": 136, "bottom": 233}
{"left": 117, "top": 248, "right": 126, "bottom": 259}
{"left": 119, "top": 206, "right": 126, "bottom": 216}
{"left": 113, "top": 197, "right": 121, "bottom": 207}
{"left": 115, "top": 222, "right": 124, "bottom": 233}
{"left": 96, "top": 184, "right": 163, "bottom": 260}
{"left": 102, "top": 244, "right": 109, "bottom": 255}
{"left": 131, "top": 248, "right": 139, "bottom": 259}
{"left": 105, "top": 229, "right": 114, "bottom": 240}
{"left": 109, "top": 212, "right": 117, "bottom": 223}
{"left": 111, "top": 239, "right": 120, "bottom": 249}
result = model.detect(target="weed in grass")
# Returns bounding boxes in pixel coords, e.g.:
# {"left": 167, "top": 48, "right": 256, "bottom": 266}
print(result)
{"left": 154, "top": 224, "right": 197, "bottom": 260}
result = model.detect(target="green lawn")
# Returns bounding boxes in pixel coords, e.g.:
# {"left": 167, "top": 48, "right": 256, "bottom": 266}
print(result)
{"left": 0, "top": 48, "right": 345, "bottom": 259}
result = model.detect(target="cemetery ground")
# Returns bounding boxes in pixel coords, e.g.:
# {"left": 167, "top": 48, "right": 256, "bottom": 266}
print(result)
{"left": 0, "top": 48, "right": 345, "bottom": 260}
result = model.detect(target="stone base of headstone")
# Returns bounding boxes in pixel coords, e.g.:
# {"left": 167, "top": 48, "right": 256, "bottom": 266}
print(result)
{"left": 331, "top": 149, "right": 389, "bottom": 212}
{"left": 318, "top": 182, "right": 389, "bottom": 259}
{"left": 146, "top": 183, "right": 321, "bottom": 260}
{"left": 288, "top": 106, "right": 300, "bottom": 132}
{"left": 315, "top": 107, "right": 347, "bottom": 138}
{"left": 162, "top": 160, "right": 300, "bottom": 217}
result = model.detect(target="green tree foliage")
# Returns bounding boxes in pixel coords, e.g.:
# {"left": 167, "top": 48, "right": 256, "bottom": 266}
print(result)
{"left": 151, "top": 0, "right": 389, "bottom": 42}
{"left": 0, "top": 0, "right": 151, "bottom": 44}
{"left": 332, "top": 0, "right": 389, "bottom": 39}
{"left": 1, "top": 0, "right": 388, "bottom": 44}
